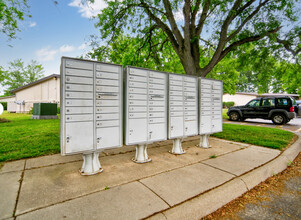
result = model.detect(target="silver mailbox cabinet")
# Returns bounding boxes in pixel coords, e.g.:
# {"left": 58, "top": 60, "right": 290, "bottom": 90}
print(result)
{"left": 125, "top": 67, "right": 168, "bottom": 163}
{"left": 199, "top": 78, "right": 223, "bottom": 148}
{"left": 61, "top": 57, "right": 123, "bottom": 175}
{"left": 168, "top": 74, "right": 198, "bottom": 154}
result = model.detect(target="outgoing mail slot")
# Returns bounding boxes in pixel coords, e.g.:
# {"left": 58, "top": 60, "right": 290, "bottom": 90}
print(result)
{"left": 65, "top": 76, "right": 93, "bottom": 85}
{"left": 96, "top": 127, "right": 121, "bottom": 149}
{"left": 170, "top": 111, "right": 183, "bottom": 117}
{"left": 149, "top": 83, "right": 165, "bottom": 90}
{"left": 170, "top": 80, "right": 182, "bottom": 86}
{"left": 96, "top": 64, "right": 120, "bottom": 73}
{"left": 96, "top": 93, "right": 119, "bottom": 100}
{"left": 128, "top": 75, "right": 147, "bottom": 82}
{"left": 66, "top": 100, "right": 93, "bottom": 107}
{"left": 96, "top": 106, "right": 119, "bottom": 113}
{"left": 66, "top": 107, "right": 93, "bottom": 114}
{"left": 149, "top": 89, "right": 165, "bottom": 95}
{"left": 149, "top": 106, "right": 165, "bottom": 112}
{"left": 66, "top": 68, "right": 93, "bottom": 78}
{"left": 170, "top": 96, "right": 183, "bottom": 101}
{"left": 170, "top": 85, "right": 182, "bottom": 91}
{"left": 148, "top": 78, "right": 165, "bottom": 84}
{"left": 149, "top": 101, "right": 165, "bottom": 106}
{"left": 128, "top": 100, "right": 147, "bottom": 106}
{"left": 96, "top": 71, "right": 119, "bottom": 79}
{"left": 96, "top": 86, "right": 119, "bottom": 93}
{"left": 96, "top": 120, "right": 119, "bottom": 128}
{"left": 129, "top": 94, "right": 147, "bottom": 100}
{"left": 96, "top": 100, "right": 119, "bottom": 106}
{"left": 149, "top": 71, "right": 166, "bottom": 79}
{"left": 169, "top": 74, "right": 182, "bottom": 81}
{"left": 128, "top": 87, "right": 147, "bottom": 94}
{"left": 170, "top": 106, "right": 183, "bottom": 111}
{"left": 96, "top": 79, "right": 119, "bottom": 86}
{"left": 149, "top": 118, "right": 165, "bottom": 124}
{"left": 149, "top": 112, "right": 165, "bottom": 118}
{"left": 66, "top": 92, "right": 93, "bottom": 99}
{"left": 65, "top": 84, "right": 93, "bottom": 92}
{"left": 129, "top": 68, "right": 148, "bottom": 77}
{"left": 66, "top": 60, "right": 93, "bottom": 70}
{"left": 129, "top": 81, "right": 147, "bottom": 88}
{"left": 96, "top": 113, "right": 119, "bottom": 120}
{"left": 66, "top": 114, "right": 93, "bottom": 122}
{"left": 129, "top": 106, "right": 147, "bottom": 112}
{"left": 129, "top": 112, "right": 147, "bottom": 118}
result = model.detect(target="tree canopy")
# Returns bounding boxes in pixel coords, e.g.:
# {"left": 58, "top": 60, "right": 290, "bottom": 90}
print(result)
{"left": 94, "top": 0, "right": 299, "bottom": 77}
{"left": 0, "top": 59, "right": 44, "bottom": 96}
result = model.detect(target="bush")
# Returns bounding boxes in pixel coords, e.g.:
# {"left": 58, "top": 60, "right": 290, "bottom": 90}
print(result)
{"left": 28, "top": 107, "right": 33, "bottom": 114}
{"left": 0, "top": 102, "right": 7, "bottom": 110}
{"left": 223, "top": 101, "right": 235, "bottom": 108}
{"left": 57, "top": 107, "right": 60, "bottom": 114}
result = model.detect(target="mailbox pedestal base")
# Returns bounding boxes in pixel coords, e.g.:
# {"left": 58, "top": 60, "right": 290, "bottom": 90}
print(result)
{"left": 132, "top": 144, "right": 152, "bottom": 163}
{"left": 80, "top": 152, "right": 103, "bottom": 175}
{"left": 170, "top": 138, "right": 186, "bottom": 155}
{"left": 199, "top": 134, "right": 211, "bottom": 148}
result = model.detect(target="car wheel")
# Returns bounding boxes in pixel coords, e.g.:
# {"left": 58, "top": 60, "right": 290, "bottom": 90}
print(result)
{"left": 271, "top": 113, "right": 287, "bottom": 125}
{"left": 229, "top": 112, "right": 240, "bottom": 121}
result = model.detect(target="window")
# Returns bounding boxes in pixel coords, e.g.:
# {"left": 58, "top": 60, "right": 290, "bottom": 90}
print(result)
{"left": 247, "top": 99, "right": 260, "bottom": 107}
{"left": 261, "top": 98, "right": 275, "bottom": 107}
{"left": 277, "top": 98, "right": 289, "bottom": 106}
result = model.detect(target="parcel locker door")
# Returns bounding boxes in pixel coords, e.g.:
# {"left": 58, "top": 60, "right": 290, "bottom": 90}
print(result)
{"left": 65, "top": 122, "right": 94, "bottom": 154}
{"left": 127, "top": 118, "right": 148, "bottom": 144}
{"left": 96, "top": 127, "right": 121, "bottom": 149}
{"left": 184, "top": 120, "right": 198, "bottom": 136}
{"left": 148, "top": 123, "right": 166, "bottom": 142}
{"left": 199, "top": 116, "right": 212, "bottom": 134}
{"left": 212, "top": 119, "right": 222, "bottom": 133}
{"left": 169, "top": 116, "right": 184, "bottom": 138}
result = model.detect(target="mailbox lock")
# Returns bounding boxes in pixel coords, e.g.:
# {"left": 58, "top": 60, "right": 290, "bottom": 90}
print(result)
{"left": 66, "top": 94, "right": 70, "bottom": 97}
{"left": 67, "top": 109, "right": 70, "bottom": 112}
{"left": 66, "top": 78, "right": 70, "bottom": 81}
{"left": 97, "top": 137, "right": 101, "bottom": 143}
{"left": 66, "top": 136, "right": 70, "bottom": 143}
{"left": 67, "top": 86, "right": 70, "bottom": 89}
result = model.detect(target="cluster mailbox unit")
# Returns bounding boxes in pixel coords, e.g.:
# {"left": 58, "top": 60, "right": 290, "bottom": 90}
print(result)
{"left": 168, "top": 74, "right": 198, "bottom": 154}
{"left": 60, "top": 57, "right": 223, "bottom": 175}
{"left": 199, "top": 78, "right": 223, "bottom": 147}
{"left": 60, "top": 57, "right": 123, "bottom": 175}
{"left": 125, "top": 67, "right": 168, "bottom": 163}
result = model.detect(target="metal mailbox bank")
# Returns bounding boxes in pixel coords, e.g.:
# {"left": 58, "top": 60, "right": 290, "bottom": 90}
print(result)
{"left": 168, "top": 74, "right": 198, "bottom": 154}
{"left": 125, "top": 67, "right": 168, "bottom": 163}
{"left": 60, "top": 57, "right": 123, "bottom": 175}
{"left": 199, "top": 78, "right": 223, "bottom": 147}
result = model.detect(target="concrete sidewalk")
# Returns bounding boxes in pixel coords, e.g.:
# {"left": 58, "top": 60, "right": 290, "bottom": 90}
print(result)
{"left": 1, "top": 135, "right": 300, "bottom": 220}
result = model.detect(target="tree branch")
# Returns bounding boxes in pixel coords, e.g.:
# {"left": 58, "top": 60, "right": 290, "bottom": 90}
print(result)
{"left": 195, "top": 0, "right": 211, "bottom": 37}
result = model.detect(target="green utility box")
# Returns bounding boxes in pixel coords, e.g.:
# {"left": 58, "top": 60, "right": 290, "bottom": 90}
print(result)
{"left": 31, "top": 103, "right": 58, "bottom": 119}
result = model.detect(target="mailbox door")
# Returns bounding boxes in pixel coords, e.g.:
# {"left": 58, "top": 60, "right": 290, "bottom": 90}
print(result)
{"left": 96, "top": 127, "right": 121, "bottom": 149}
{"left": 128, "top": 118, "right": 148, "bottom": 144}
{"left": 169, "top": 116, "right": 184, "bottom": 138}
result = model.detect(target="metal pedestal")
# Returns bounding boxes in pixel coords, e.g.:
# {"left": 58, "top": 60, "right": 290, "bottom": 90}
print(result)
{"left": 132, "top": 144, "right": 152, "bottom": 163}
{"left": 170, "top": 138, "right": 186, "bottom": 155}
{"left": 199, "top": 134, "right": 211, "bottom": 148}
{"left": 80, "top": 152, "right": 103, "bottom": 175}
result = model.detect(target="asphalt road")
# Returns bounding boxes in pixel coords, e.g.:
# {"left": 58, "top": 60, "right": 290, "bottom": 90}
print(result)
{"left": 224, "top": 117, "right": 301, "bottom": 133}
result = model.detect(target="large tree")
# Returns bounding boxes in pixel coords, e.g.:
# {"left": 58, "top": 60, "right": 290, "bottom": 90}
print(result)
{"left": 0, "top": 59, "right": 44, "bottom": 95}
{"left": 95, "top": 0, "right": 298, "bottom": 77}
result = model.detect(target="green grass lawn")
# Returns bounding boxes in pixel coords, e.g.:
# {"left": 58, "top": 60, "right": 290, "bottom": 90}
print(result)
{"left": 0, "top": 111, "right": 296, "bottom": 162}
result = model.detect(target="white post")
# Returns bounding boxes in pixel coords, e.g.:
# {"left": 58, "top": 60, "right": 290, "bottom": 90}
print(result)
{"left": 170, "top": 138, "right": 186, "bottom": 155}
{"left": 132, "top": 144, "right": 152, "bottom": 163}
{"left": 199, "top": 134, "right": 211, "bottom": 148}
{"left": 80, "top": 152, "right": 103, "bottom": 175}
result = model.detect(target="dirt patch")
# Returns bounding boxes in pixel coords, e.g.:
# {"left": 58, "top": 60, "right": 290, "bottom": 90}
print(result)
{"left": 202, "top": 152, "right": 301, "bottom": 220}
{"left": 0, "top": 118, "right": 11, "bottom": 123}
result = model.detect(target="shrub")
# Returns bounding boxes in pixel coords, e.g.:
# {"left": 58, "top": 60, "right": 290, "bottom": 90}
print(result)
{"left": 57, "top": 107, "right": 60, "bottom": 114}
{"left": 223, "top": 101, "right": 235, "bottom": 108}
{"left": 0, "top": 102, "right": 7, "bottom": 110}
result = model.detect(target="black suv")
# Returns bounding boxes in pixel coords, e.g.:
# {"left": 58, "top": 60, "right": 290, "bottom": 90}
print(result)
{"left": 227, "top": 96, "right": 298, "bottom": 125}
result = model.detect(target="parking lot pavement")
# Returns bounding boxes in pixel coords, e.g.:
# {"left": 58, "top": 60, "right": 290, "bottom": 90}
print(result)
{"left": 224, "top": 117, "right": 301, "bottom": 133}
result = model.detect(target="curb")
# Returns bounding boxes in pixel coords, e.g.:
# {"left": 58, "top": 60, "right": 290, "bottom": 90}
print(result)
{"left": 146, "top": 133, "right": 301, "bottom": 220}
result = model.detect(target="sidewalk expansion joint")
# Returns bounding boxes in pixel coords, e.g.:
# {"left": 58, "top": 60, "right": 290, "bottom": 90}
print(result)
{"left": 199, "top": 162, "right": 237, "bottom": 177}
{"left": 239, "top": 178, "right": 250, "bottom": 191}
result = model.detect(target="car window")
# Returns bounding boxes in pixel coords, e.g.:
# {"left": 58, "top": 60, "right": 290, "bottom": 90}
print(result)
{"left": 277, "top": 98, "right": 289, "bottom": 106}
{"left": 247, "top": 99, "right": 260, "bottom": 107}
{"left": 261, "top": 98, "right": 275, "bottom": 107}
{"left": 290, "top": 97, "right": 297, "bottom": 105}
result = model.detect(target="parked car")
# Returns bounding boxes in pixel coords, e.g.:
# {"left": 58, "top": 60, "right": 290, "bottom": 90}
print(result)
{"left": 227, "top": 96, "right": 299, "bottom": 125}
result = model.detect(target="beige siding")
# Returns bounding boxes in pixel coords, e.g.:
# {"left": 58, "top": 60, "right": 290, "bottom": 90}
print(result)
{"left": 0, "top": 96, "right": 16, "bottom": 103}
{"left": 223, "top": 94, "right": 257, "bottom": 106}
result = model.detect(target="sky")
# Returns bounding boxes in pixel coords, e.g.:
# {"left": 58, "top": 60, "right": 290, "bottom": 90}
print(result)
{"left": 0, "top": 0, "right": 108, "bottom": 95}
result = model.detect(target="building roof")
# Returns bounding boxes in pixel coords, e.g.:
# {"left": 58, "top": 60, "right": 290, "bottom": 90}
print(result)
{"left": 10, "top": 74, "right": 60, "bottom": 93}
{"left": 228, "top": 92, "right": 299, "bottom": 98}
{"left": 0, "top": 95, "right": 16, "bottom": 100}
